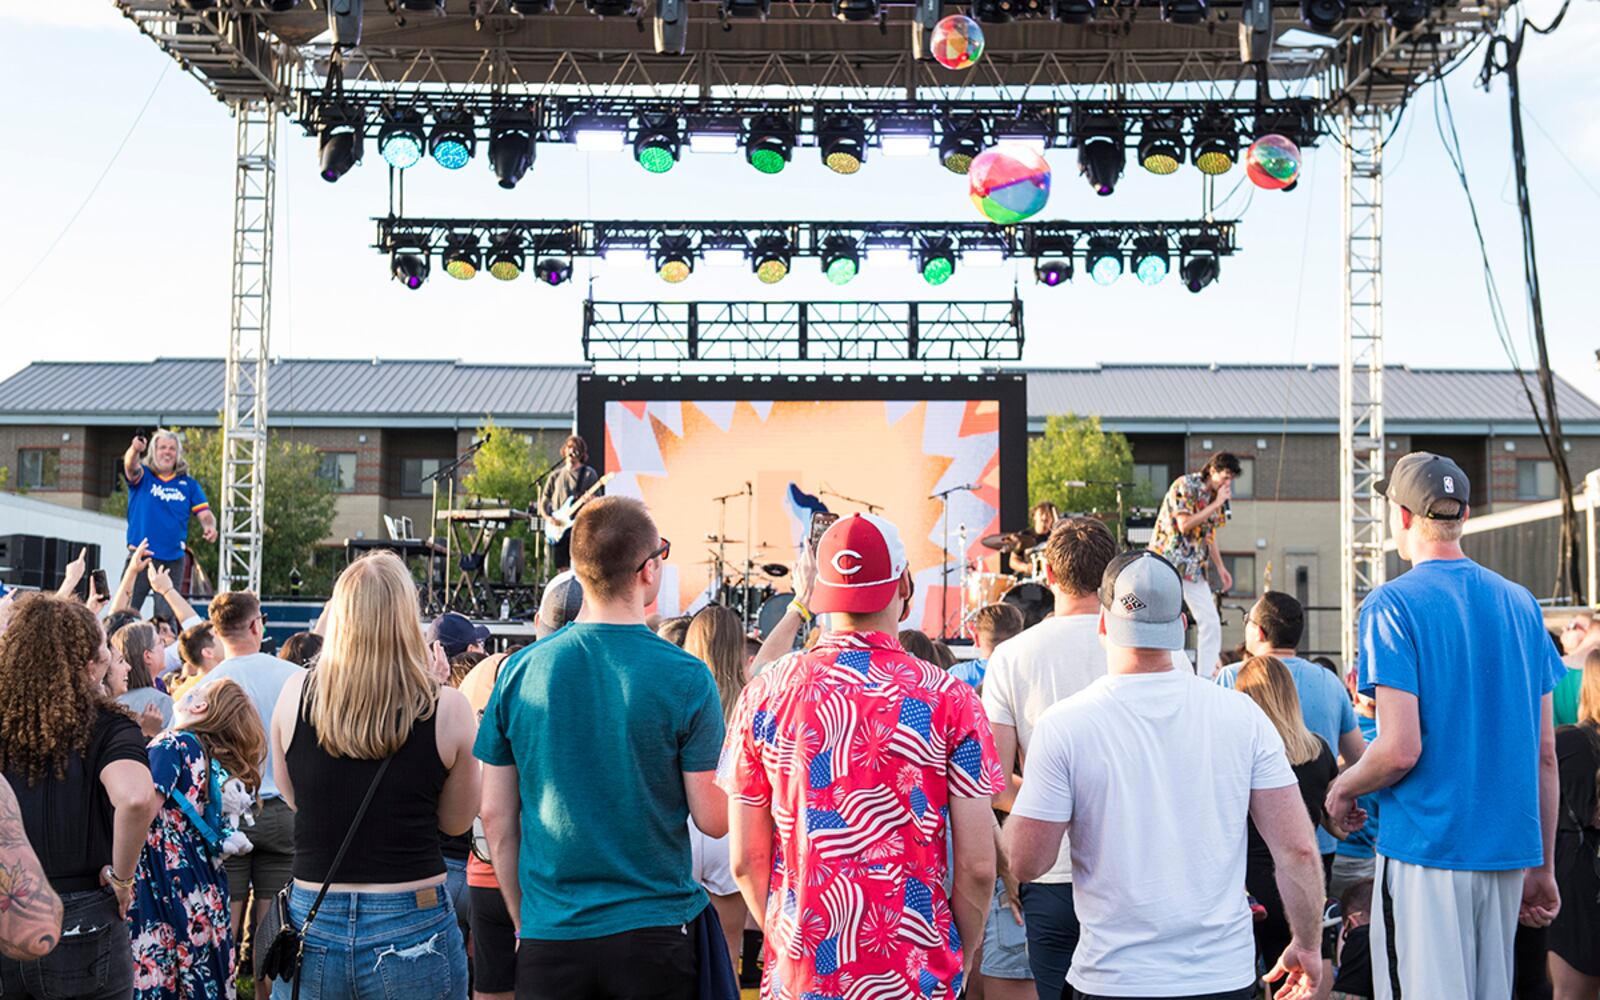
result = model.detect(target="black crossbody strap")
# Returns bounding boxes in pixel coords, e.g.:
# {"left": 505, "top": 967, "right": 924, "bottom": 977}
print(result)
{"left": 300, "top": 756, "right": 393, "bottom": 934}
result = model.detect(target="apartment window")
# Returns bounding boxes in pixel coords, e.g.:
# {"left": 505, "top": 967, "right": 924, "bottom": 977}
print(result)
{"left": 400, "top": 457, "right": 446, "bottom": 497}
{"left": 1221, "top": 553, "right": 1257, "bottom": 597}
{"left": 1231, "top": 457, "right": 1255, "bottom": 500}
{"left": 18, "top": 449, "right": 60, "bottom": 490}
{"left": 1516, "top": 459, "right": 1559, "bottom": 501}
{"left": 317, "top": 452, "right": 358, "bottom": 494}
{"left": 1132, "top": 463, "right": 1170, "bottom": 498}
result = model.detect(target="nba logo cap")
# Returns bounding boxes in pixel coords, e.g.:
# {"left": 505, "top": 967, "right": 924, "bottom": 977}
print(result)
{"left": 1375, "top": 451, "right": 1470, "bottom": 519}
{"left": 810, "top": 512, "right": 910, "bottom": 615}
{"left": 1098, "top": 550, "right": 1186, "bottom": 650}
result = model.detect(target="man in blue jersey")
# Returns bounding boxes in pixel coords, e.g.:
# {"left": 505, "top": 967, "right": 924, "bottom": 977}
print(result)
{"left": 1325, "top": 452, "right": 1564, "bottom": 1000}
{"left": 123, "top": 430, "right": 216, "bottom": 619}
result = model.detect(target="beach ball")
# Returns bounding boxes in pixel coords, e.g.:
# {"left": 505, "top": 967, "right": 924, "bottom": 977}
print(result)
{"left": 1246, "top": 133, "right": 1301, "bottom": 190}
{"left": 931, "top": 14, "right": 985, "bottom": 71}
{"left": 968, "top": 145, "right": 1051, "bottom": 224}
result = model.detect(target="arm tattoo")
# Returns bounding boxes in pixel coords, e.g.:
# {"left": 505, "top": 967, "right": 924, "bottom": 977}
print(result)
{"left": 0, "top": 779, "right": 63, "bottom": 960}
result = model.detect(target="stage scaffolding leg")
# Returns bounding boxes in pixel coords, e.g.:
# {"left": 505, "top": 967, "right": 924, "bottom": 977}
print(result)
{"left": 1339, "top": 108, "right": 1386, "bottom": 669}
{"left": 220, "top": 101, "right": 275, "bottom": 595}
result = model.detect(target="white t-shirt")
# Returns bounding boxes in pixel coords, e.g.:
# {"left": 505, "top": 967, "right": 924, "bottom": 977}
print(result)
{"left": 182, "top": 652, "right": 303, "bottom": 801}
{"left": 982, "top": 614, "right": 1109, "bottom": 882}
{"left": 1011, "top": 669, "right": 1296, "bottom": 998}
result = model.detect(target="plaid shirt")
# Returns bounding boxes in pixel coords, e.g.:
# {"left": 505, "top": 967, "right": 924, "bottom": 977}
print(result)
{"left": 1148, "top": 472, "right": 1227, "bottom": 580}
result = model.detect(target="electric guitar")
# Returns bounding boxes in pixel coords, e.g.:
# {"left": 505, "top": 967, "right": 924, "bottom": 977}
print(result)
{"left": 543, "top": 472, "right": 617, "bottom": 545}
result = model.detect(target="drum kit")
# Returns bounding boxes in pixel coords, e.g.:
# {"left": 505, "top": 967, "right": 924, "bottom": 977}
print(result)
{"left": 962, "top": 530, "right": 1053, "bottom": 630}
{"left": 693, "top": 537, "right": 796, "bottom": 636}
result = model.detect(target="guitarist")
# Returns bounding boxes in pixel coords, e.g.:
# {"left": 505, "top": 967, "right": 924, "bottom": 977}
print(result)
{"left": 537, "top": 435, "right": 602, "bottom": 570}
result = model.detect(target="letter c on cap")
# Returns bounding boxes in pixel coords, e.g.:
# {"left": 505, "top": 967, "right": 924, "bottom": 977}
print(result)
{"left": 831, "top": 549, "right": 863, "bottom": 576}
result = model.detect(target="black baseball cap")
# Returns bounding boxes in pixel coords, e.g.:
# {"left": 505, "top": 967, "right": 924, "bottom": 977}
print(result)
{"left": 426, "top": 612, "right": 492, "bottom": 657}
{"left": 1375, "top": 451, "right": 1470, "bottom": 520}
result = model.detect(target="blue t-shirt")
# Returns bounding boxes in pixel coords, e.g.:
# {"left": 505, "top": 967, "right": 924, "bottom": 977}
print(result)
{"left": 1358, "top": 558, "right": 1566, "bottom": 871}
{"left": 126, "top": 468, "right": 209, "bottom": 561}
{"left": 1335, "top": 712, "right": 1380, "bottom": 859}
{"left": 474, "top": 622, "right": 726, "bottom": 940}
{"left": 1217, "top": 655, "right": 1360, "bottom": 855}
{"left": 949, "top": 657, "right": 986, "bottom": 689}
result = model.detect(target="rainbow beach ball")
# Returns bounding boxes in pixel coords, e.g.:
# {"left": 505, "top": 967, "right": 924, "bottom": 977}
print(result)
{"left": 1246, "top": 134, "right": 1301, "bottom": 190}
{"left": 930, "top": 14, "right": 985, "bottom": 71}
{"left": 968, "top": 145, "right": 1051, "bottom": 224}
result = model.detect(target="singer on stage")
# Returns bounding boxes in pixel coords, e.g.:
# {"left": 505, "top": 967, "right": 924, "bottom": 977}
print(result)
{"left": 1148, "top": 451, "right": 1240, "bottom": 677}
{"left": 537, "top": 435, "right": 601, "bottom": 571}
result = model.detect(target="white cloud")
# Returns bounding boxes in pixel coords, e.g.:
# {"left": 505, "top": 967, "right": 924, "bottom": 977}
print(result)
{"left": 0, "top": 0, "right": 127, "bottom": 31}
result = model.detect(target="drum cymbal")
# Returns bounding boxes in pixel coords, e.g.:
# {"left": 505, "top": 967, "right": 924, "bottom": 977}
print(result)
{"left": 759, "top": 563, "right": 789, "bottom": 578}
{"left": 980, "top": 531, "right": 1022, "bottom": 550}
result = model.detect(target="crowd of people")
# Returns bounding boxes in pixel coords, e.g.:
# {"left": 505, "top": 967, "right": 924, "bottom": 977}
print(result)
{"left": 0, "top": 448, "right": 1594, "bottom": 1000}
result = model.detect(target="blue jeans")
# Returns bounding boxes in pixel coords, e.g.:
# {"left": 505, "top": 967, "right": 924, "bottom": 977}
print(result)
{"left": 270, "top": 882, "right": 468, "bottom": 1000}
{"left": 1020, "top": 881, "right": 1080, "bottom": 1000}
{"left": 442, "top": 855, "right": 471, "bottom": 939}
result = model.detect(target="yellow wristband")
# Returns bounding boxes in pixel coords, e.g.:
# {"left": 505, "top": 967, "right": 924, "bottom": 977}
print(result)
{"left": 790, "top": 599, "right": 813, "bottom": 624}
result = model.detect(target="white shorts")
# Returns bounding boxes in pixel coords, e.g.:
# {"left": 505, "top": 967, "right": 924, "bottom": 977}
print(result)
{"left": 689, "top": 819, "right": 738, "bottom": 897}
{"left": 1371, "top": 853, "right": 1523, "bottom": 1000}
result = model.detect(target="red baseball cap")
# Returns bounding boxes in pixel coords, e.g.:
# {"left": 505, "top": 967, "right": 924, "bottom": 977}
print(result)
{"left": 810, "top": 512, "right": 910, "bottom": 615}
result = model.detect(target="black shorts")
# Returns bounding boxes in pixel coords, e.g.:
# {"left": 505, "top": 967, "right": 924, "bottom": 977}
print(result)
{"left": 469, "top": 886, "right": 517, "bottom": 994}
{"left": 515, "top": 922, "right": 696, "bottom": 1000}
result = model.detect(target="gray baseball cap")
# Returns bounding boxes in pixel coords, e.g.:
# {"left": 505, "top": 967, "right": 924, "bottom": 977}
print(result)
{"left": 536, "top": 571, "right": 584, "bottom": 639}
{"left": 1098, "top": 551, "right": 1186, "bottom": 650}
{"left": 1375, "top": 451, "right": 1469, "bottom": 519}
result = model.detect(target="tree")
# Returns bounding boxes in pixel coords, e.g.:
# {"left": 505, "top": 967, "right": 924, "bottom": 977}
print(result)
{"left": 460, "top": 419, "right": 554, "bottom": 581}
{"left": 1027, "top": 413, "right": 1152, "bottom": 517}
{"left": 104, "top": 427, "right": 338, "bottom": 596}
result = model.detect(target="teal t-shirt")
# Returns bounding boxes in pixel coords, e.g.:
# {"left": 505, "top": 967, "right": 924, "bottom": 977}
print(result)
{"left": 473, "top": 622, "right": 726, "bottom": 940}
{"left": 1554, "top": 666, "right": 1582, "bottom": 727}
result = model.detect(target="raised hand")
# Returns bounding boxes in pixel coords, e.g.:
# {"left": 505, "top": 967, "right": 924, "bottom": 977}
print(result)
{"left": 146, "top": 564, "right": 173, "bottom": 598}
{"left": 130, "top": 434, "right": 148, "bottom": 456}
{"left": 138, "top": 703, "right": 164, "bottom": 739}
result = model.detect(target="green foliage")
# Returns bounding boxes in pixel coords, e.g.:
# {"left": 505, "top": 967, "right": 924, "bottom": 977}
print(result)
{"left": 460, "top": 419, "right": 554, "bottom": 581}
{"left": 1027, "top": 414, "right": 1152, "bottom": 515}
{"left": 0, "top": 465, "right": 9, "bottom": 490}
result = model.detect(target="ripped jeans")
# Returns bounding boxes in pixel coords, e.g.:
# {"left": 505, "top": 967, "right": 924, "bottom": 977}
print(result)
{"left": 269, "top": 882, "right": 468, "bottom": 1000}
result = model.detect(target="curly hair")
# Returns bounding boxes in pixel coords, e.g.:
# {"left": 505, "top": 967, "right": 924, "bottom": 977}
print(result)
{"left": 0, "top": 593, "right": 110, "bottom": 784}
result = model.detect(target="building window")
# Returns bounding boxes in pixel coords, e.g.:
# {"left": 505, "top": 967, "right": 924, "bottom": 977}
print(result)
{"left": 400, "top": 457, "right": 445, "bottom": 497}
{"left": 317, "top": 452, "right": 358, "bottom": 493}
{"left": 1232, "top": 457, "right": 1255, "bottom": 500}
{"left": 1516, "top": 459, "right": 1559, "bottom": 501}
{"left": 18, "top": 449, "right": 60, "bottom": 490}
{"left": 1221, "top": 553, "right": 1257, "bottom": 597}
{"left": 1133, "top": 463, "right": 1170, "bottom": 498}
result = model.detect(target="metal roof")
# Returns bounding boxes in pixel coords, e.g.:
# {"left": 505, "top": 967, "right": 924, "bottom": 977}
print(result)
{"left": 1022, "top": 364, "right": 1600, "bottom": 432}
{"left": 0, "top": 359, "right": 585, "bottom": 429}
{"left": 1, "top": 359, "right": 1595, "bottom": 433}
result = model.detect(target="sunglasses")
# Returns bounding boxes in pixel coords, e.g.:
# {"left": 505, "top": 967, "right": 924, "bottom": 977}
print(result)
{"left": 637, "top": 537, "right": 671, "bottom": 574}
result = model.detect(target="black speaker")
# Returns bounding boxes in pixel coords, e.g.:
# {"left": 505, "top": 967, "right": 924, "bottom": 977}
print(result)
{"left": 45, "top": 541, "right": 101, "bottom": 595}
{"left": 0, "top": 534, "right": 47, "bottom": 589}
{"left": 500, "top": 537, "right": 525, "bottom": 586}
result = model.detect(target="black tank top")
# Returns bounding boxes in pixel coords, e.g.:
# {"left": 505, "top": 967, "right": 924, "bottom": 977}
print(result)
{"left": 286, "top": 682, "right": 448, "bottom": 884}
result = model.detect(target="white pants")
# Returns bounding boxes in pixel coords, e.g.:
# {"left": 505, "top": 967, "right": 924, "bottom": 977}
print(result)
{"left": 1181, "top": 575, "right": 1221, "bottom": 677}
{"left": 1371, "top": 853, "right": 1523, "bottom": 1000}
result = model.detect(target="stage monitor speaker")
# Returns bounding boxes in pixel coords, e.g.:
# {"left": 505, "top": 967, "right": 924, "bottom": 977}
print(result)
{"left": 43, "top": 539, "right": 100, "bottom": 593}
{"left": 0, "top": 534, "right": 48, "bottom": 589}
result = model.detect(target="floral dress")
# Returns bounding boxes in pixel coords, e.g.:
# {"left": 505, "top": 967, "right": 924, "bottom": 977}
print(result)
{"left": 129, "top": 731, "right": 235, "bottom": 1000}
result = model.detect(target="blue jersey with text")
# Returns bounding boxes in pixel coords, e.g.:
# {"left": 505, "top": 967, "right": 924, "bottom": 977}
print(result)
{"left": 1358, "top": 558, "right": 1564, "bottom": 871}
{"left": 126, "top": 469, "right": 208, "bottom": 561}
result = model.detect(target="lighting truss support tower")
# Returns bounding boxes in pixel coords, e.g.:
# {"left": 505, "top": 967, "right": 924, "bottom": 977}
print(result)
{"left": 1339, "top": 107, "right": 1386, "bottom": 669}
{"left": 220, "top": 101, "right": 275, "bottom": 595}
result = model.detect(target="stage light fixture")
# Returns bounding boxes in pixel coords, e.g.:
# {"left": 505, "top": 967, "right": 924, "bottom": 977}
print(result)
{"left": 752, "top": 236, "right": 792, "bottom": 284}
{"left": 833, "top": 0, "right": 879, "bottom": 18}
{"left": 1179, "top": 235, "right": 1221, "bottom": 292}
{"left": 687, "top": 117, "right": 741, "bottom": 155}
{"left": 391, "top": 240, "right": 430, "bottom": 290}
{"left": 819, "top": 115, "right": 867, "bottom": 175}
{"left": 1132, "top": 235, "right": 1170, "bottom": 286}
{"left": 1299, "top": 0, "right": 1345, "bottom": 29}
{"left": 1036, "top": 260, "right": 1073, "bottom": 286}
{"left": 994, "top": 117, "right": 1050, "bottom": 155}
{"left": 571, "top": 116, "right": 628, "bottom": 153}
{"left": 1160, "top": 0, "right": 1207, "bottom": 23}
{"left": 701, "top": 237, "right": 749, "bottom": 269}
{"left": 820, "top": 236, "right": 860, "bottom": 285}
{"left": 585, "top": 0, "right": 640, "bottom": 16}
{"left": 721, "top": 0, "right": 771, "bottom": 16}
{"left": 442, "top": 234, "right": 480, "bottom": 280}
{"left": 1138, "top": 117, "right": 1185, "bottom": 175}
{"left": 939, "top": 118, "right": 986, "bottom": 174}
{"left": 655, "top": 236, "right": 694, "bottom": 284}
{"left": 378, "top": 109, "right": 426, "bottom": 169}
{"left": 865, "top": 239, "right": 913, "bottom": 269}
{"left": 317, "top": 104, "right": 363, "bottom": 182}
{"left": 429, "top": 111, "right": 475, "bottom": 170}
{"left": 600, "top": 240, "right": 651, "bottom": 268}
{"left": 1050, "top": 0, "right": 1095, "bottom": 22}
{"left": 972, "top": 0, "right": 1045, "bottom": 23}
{"left": 534, "top": 257, "right": 572, "bottom": 285}
{"left": 487, "top": 234, "right": 524, "bottom": 281}
{"left": 1075, "top": 116, "right": 1125, "bottom": 196}
{"left": 488, "top": 110, "right": 536, "bottom": 189}
{"left": 266, "top": 0, "right": 301, "bottom": 7}
{"left": 399, "top": 0, "right": 444, "bottom": 9}
{"left": 1384, "top": 0, "right": 1429, "bottom": 28}
{"left": 745, "top": 114, "right": 794, "bottom": 174}
{"left": 634, "top": 114, "right": 682, "bottom": 173}
{"left": 1086, "top": 236, "right": 1123, "bottom": 285}
{"left": 512, "top": 0, "right": 555, "bottom": 10}
{"left": 1191, "top": 115, "right": 1238, "bottom": 175}
{"left": 879, "top": 117, "right": 935, "bottom": 158}
{"left": 919, "top": 239, "right": 957, "bottom": 286}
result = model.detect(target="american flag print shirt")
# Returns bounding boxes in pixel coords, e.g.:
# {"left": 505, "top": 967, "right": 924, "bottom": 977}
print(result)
{"left": 718, "top": 630, "right": 1006, "bottom": 1000}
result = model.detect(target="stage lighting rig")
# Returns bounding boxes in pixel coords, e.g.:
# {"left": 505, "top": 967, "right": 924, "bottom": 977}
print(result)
{"left": 939, "top": 117, "right": 985, "bottom": 174}
{"left": 1138, "top": 117, "right": 1185, "bottom": 176}
{"left": 1384, "top": 0, "right": 1429, "bottom": 29}
{"left": 534, "top": 257, "right": 572, "bottom": 285}
{"left": 1050, "top": 0, "right": 1095, "bottom": 22}
{"left": 1131, "top": 235, "right": 1170, "bottom": 286}
{"left": 634, "top": 114, "right": 682, "bottom": 173}
{"left": 1029, "top": 234, "right": 1074, "bottom": 285}
{"left": 1160, "top": 0, "right": 1208, "bottom": 22}
{"left": 316, "top": 103, "right": 364, "bottom": 183}
{"left": 570, "top": 116, "right": 628, "bottom": 154}
{"left": 833, "top": 0, "right": 880, "bottom": 21}
{"left": 1191, "top": 114, "right": 1239, "bottom": 175}
{"left": 820, "top": 236, "right": 861, "bottom": 285}
{"left": 1299, "top": 0, "right": 1345, "bottom": 30}
{"left": 487, "top": 233, "right": 525, "bottom": 281}
{"left": 994, "top": 116, "right": 1052, "bottom": 155}
{"left": 919, "top": 238, "right": 957, "bottom": 286}
{"left": 488, "top": 110, "right": 536, "bottom": 189}
{"left": 879, "top": 118, "right": 935, "bottom": 158}
{"left": 512, "top": 0, "right": 555, "bottom": 10}
{"left": 378, "top": 108, "right": 425, "bottom": 169}
{"left": 442, "top": 234, "right": 480, "bottom": 280}
{"left": 430, "top": 110, "right": 475, "bottom": 170}
{"left": 1085, "top": 236, "right": 1123, "bottom": 285}
{"left": 1179, "top": 235, "right": 1222, "bottom": 292}
{"left": 1074, "top": 115, "right": 1125, "bottom": 196}
{"left": 971, "top": 0, "right": 1047, "bottom": 23}
{"left": 753, "top": 236, "right": 793, "bottom": 284}
{"left": 656, "top": 236, "right": 694, "bottom": 284}
{"left": 687, "top": 117, "right": 741, "bottom": 155}
{"left": 585, "top": 0, "right": 641, "bottom": 17}
{"left": 746, "top": 114, "right": 795, "bottom": 174}
{"left": 391, "top": 235, "right": 430, "bottom": 290}
{"left": 1036, "top": 260, "right": 1073, "bottom": 286}
{"left": 819, "top": 115, "right": 868, "bottom": 175}
{"left": 721, "top": 0, "right": 772, "bottom": 18}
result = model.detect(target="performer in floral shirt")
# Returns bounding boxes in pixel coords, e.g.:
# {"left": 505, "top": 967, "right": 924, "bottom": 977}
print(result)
{"left": 1147, "top": 451, "right": 1241, "bottom": 677}
{"left": 129, "top": 680, "right": 264, "bottom": 1000}
{"left": 720, "top": 513, "right": 1005, "bottom": 1000}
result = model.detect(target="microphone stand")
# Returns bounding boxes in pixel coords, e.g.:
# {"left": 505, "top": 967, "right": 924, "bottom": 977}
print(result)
{"left": 930, "top": 482, "right": 978, "bottom": 641}
{"left": 1064, "top": 479, "right": 1136, "bottom": 548}
{"left": 819, "top": 484, "right": 884, "bottom": 514}
{"left": 530, "top": 456, "right": 565, "bottom": 587}
{"left": 427, "top": 436, "right": 492, "bottom": 615}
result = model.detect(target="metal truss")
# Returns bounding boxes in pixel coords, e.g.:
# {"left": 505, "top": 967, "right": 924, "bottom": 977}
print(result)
{"left": 1338, "top": 105, "right": 1384, "bottom": 669}
{"left": 583, "top": 299, "right": 1023, "bottom": 365}
{"left": 220, "top": 102, "right": 276, "bottom": 595}
{"left": 111, "top": 1, "right": 300, "bottom": 106}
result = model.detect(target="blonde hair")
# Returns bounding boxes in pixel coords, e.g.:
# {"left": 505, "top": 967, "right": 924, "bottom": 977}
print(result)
{"left": 685, "top": 605, "right": 746, "bottom": 722}
{"left": 147, "top": 429, "right": 189, "bottom": 476}
{"left": 1581, "top": 648, "right": 1600, "bottom": 727}
{"left": 306, "top": 552, "right": 437, "bottom": 759}
{"left": 1236, "top": 655, "right": 1323, "bottom": 766}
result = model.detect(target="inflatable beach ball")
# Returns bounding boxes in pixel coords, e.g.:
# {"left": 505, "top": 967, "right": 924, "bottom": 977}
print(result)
{"left": 968, "top": 145, "right": 1051, "bottom": 224}
{"left": 931, "top": 15, "right": 985, "bottom": 71}
{"left": 1246, "top": 134, "right": 1301, "bottom": 190}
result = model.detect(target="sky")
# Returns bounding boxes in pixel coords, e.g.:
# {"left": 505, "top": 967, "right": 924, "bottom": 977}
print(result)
{"left": 1, "top": 0, "right": 1597, "bottom": 409}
